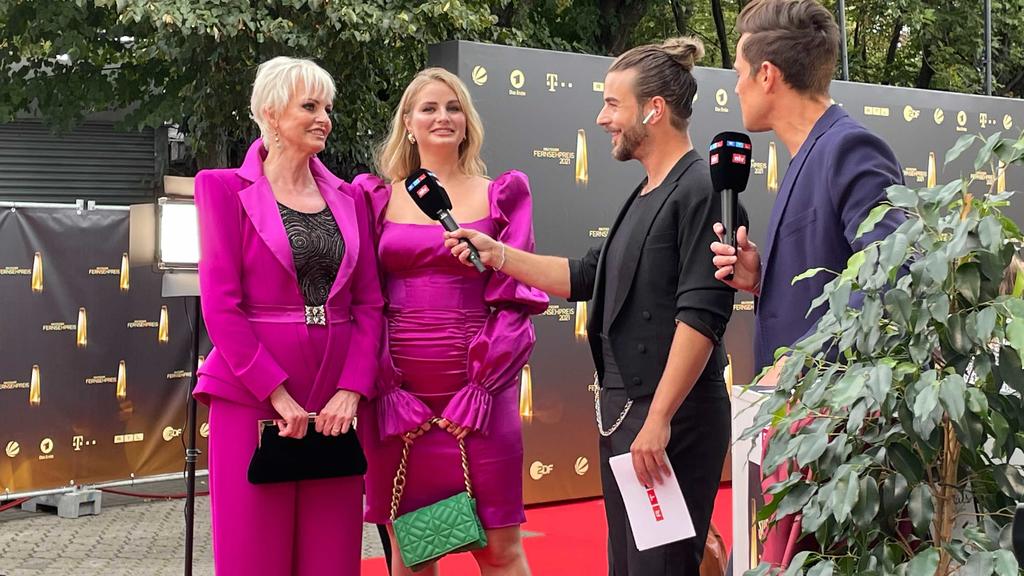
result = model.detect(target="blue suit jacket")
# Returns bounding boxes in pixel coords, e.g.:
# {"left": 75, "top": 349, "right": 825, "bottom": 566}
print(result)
{"left": 755, "top": 105, "right": 904, "bottom": 370}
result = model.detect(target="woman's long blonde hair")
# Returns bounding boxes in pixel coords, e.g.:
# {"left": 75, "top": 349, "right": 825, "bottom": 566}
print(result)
{"left": 376, "top": 67, "right": 487, "bottom": 182}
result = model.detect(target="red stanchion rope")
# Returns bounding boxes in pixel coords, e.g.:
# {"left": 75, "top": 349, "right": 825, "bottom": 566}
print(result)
{"left": 0, "top": 498, "right": 29, "bottom": 512}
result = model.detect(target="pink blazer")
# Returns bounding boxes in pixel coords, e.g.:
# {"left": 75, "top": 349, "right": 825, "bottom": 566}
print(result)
{"left": 193, "top": 140, "right": 383, "bottom": 409}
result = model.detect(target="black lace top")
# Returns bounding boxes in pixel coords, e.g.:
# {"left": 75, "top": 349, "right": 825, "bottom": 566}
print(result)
{"left": 278, "top": 203, "right": 345, "bottom": 307}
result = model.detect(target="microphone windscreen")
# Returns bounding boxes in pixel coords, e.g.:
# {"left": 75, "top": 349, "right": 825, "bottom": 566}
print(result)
{"left": 404, "top": 168, "right": 452, "bottom": 219}
{"left": 709, "top": 131, "right": 753, "bottom": 194}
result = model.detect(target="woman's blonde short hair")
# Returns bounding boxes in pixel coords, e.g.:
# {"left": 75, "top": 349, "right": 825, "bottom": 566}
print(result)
{"left": 376, "top": 67, "right": 486, "bottom": 182}
{"left": 250, "top": 56, "right": 336, "bottom": 146}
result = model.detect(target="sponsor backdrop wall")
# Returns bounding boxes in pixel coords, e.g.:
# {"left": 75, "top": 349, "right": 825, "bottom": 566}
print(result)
{"left": 0, "top": 206, "right": 210, "bottom": 497}
{"left": 3, "top": 41, "right": 1024, "bottom": 504}
{"left": 428, "top": 41, "right": 1024, "bottom": 505}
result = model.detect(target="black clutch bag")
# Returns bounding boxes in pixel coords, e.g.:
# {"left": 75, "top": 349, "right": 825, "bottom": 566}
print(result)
{"left": 247, "top": 415, "right": 367, "bottom": 485}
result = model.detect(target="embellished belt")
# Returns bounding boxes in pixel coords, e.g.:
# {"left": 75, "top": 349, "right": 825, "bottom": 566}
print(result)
{"left": 242, "top": 303, "right": 352, "bottom": 326}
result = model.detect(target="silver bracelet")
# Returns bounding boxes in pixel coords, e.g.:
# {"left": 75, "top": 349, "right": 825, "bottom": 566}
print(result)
{"left": 493, "top": 242, "right": 507, "bottom": 271}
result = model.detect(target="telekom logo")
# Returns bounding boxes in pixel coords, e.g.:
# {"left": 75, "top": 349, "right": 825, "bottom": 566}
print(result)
{"left": 646, "top": 487, "right": 664, "bottom": 522}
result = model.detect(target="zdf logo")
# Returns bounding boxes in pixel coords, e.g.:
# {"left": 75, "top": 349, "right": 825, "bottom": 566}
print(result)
{"left": 529, "top": 461, "right": 554, "bottom": 480}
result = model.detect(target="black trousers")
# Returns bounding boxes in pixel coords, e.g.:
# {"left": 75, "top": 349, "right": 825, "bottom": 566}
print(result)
{"left": 599, "top": 387, "right": 731, "bottom": 576}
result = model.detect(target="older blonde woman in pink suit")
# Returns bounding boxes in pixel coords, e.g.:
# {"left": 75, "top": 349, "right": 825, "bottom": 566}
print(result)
{"left": 194, "top": 57, "right": 383, "bottom": 575}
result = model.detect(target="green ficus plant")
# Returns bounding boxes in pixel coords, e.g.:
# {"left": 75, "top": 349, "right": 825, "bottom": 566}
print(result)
{"left": 744, "top": 131, "right": 1024, "bottom": 576}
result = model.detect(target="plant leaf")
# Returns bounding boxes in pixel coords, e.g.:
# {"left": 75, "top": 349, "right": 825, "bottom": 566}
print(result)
{"left": 975, "top": 307, "right": 997, "bottom": 343}
{"left": 945, "top": 133, "right": 977, "bottom": 166}
{"left": 777, "top": 482, "right": 816, "bottom": 518}
{"left": 881, "top": 472, "right": 910, "bottom": 517}
{"left": 792, "top": 267, "right": 830, "bottom": 285}
{"left": 806, "top": 560, "right": 835, "bottom": 576}
{"left": 783, "top": 551, "right": 813, "bottom": 576}
{"left": 906, "top": 547, "right": 939, "bottom": 576}
{"left": 888, "top": 443, "right": 924, "bottom": 485}
{"left": 956, "top": 262, "right": 982, "bottom": 304}
{"left": 909, "top": 484, "right": 935, "bottom": 535}
{"left": 797, "top": 431, "right": 829, "bottom": 468}
{"left": 831, "top": 468, "right": 859, "bottom": 524}
{"left": 939, "top": 374, "right": 967, "bottom": 421}
{"left": 853, "top": 475, "right": 880, "bottom": 529}
{"left": 976, "top": 131, "right": 1003, "bottom": 171}
{"left": 912, "top": 380, "right": 939, "bottom": 423}
{"left": 992, "top": 549, "right": 1019, "bottom": 575}
{"left": 994, "top": 464, "right": 1024, "bottom": 500}
{"left": 856, "top": 204, "right": 895, "bottom": 240}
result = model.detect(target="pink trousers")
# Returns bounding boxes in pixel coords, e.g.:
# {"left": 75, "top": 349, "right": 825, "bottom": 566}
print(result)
{"left": 206, "top": 324, "right": 364, "bottom": 576}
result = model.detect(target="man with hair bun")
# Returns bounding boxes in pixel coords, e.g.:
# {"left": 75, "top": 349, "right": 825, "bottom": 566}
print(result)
{"left": 447, "top": 37, "right": 743, "bottom": 575}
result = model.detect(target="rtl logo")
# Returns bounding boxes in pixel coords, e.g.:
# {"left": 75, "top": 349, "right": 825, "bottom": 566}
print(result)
{"left": 646, "top": 487, "right": 664, "bottom": 522}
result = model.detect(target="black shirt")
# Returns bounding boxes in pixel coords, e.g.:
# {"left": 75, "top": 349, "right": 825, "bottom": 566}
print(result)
{"left": 601, "top": 191, "right": 658, "bottom": 388}
{"left": 566, "top": 150, "right": 743, "bottom": 400}
{"left": 278, "top": 203, "right": 345, "bottom": 307}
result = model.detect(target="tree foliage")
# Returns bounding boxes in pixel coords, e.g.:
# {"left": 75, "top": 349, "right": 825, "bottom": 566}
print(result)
{"left": 1, "top": 0, "right": 1023, "bottom": 175}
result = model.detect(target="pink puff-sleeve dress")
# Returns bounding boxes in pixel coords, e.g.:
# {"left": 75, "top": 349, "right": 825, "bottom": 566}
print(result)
{"left": 355, "top": 170, "right": 548, "bottom": 529}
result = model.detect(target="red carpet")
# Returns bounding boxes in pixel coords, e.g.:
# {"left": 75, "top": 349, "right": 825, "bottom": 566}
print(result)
{"left": 361, "top": 483, "right": 732, "bottom": 575}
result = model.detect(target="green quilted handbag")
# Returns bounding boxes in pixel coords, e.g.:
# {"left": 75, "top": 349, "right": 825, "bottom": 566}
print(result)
{"left": 390, "top": 419, "right": 487, "bottom": 572}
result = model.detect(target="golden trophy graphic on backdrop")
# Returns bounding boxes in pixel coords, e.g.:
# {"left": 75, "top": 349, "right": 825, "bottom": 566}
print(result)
{"left": 76, "top": 307, "right": 88, "bottom": 348}
{"left": 120, "top": 252, "right": 130, "bottom": 292}
{"left": 766, "top": 142, "right": 779, "bottom": 193}
{"left": 574, "top": 301, "right": 588, "bottom": 342}
{"left": 31, "top": 252, "right": 43, "bottom": 293}
{"left": 29, "top": 365, "right": 41, "bottom": 406}
{"left": 158, "top": 305, "right": 170, "bottom": 344}
{"left": 575, "top": 129, "right": 589, "bottom": 188}
{"left": 998, "top": 161, "right": 1007, "bottom": 193}
{"left": 519, "top": 364, "right": 534, "bottom": 424}
{"left": 197, "top": 354, "right": 205, "bottom": 371}
{"left": 724, "top": 353, "right": 734, "bottom": 394}
{"left": 927, "top": 152, "right": 937, "bottom": 188}
{"left": 116, "top": 360, "right": 127, "bottom": 400}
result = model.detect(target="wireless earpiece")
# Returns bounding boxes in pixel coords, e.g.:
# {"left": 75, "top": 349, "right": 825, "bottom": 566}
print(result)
{"left": 642, "top": 109, "right": 656, "bottom": 125}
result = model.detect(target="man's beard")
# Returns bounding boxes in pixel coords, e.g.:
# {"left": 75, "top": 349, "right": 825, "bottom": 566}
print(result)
{"left": 612, "top": 117, "right": 648, "bottom": 162}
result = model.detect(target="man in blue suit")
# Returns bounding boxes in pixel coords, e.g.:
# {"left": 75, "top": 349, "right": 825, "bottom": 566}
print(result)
{"left": 711, "top": 0, "right": 904, "bottom": 378}
{"left": 709, "top": 0, "right": 904, "bottom": 565}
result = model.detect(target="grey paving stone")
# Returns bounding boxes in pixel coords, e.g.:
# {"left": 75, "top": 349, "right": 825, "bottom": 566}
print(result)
{"left": 0, "top": 479, "right": 387, "bottom": 575}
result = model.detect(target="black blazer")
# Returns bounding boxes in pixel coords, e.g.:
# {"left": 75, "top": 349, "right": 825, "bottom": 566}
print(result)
{"left": 568, "top": 150, "right": 742, "bottom": 401}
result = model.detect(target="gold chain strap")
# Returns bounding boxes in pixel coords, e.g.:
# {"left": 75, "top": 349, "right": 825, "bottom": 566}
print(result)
{"left": 390, "top": 417, "right": 473, "bottom": 521}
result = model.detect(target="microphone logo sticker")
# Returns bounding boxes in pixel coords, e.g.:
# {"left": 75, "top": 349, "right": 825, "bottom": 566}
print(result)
{"left": 710, "top": 154, "right": 719, "bottom": 165}
{"left": 732, "top": 153, "right": 747, "bottom": 165}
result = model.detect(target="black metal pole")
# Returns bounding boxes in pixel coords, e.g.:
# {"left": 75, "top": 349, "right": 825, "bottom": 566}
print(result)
{"left": 184, "top": 295, "right": 202, "bottom": 576}
{"left": 984, "top": 0, "right": 993, "bottom": 95}
{"left": 837, "top": 0, "right": 850, "bottom": 81}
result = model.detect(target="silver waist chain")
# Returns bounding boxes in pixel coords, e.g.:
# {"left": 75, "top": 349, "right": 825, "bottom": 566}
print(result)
{"left": 592, "top": 372, "right": 633, "bottom": 436}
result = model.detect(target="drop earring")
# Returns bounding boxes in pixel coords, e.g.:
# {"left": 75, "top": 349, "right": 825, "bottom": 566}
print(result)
{"left": 274, "top": 131, "right": 282, "bottom": 149}
{"left": 407, "top": 132, "right": 416, "bottom": 145}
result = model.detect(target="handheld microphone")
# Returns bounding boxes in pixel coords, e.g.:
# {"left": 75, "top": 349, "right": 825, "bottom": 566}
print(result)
{"left": 708, "top": 132, "right": 752, "bottom": 250}
{"left": 404, "top": 168, "right": 486, "bottom": 273}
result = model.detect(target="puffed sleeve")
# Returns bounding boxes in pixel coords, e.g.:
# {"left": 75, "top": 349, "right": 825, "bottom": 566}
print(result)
{"left": 442, "top": 171, "right": 549, "bottom": 434}
{"left": 353, "top": 173, "right": 433, "bottom": 438}
{"left": 334, "top": 183, "right": 385, "bottom": 399}
{"left": 195, "top": 170, "right": 288, "bottom": 401}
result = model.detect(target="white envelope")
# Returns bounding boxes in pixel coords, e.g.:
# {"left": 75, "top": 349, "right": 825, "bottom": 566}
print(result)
{"left": 608, "top": 452, "right": 696, "bottom": 551}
